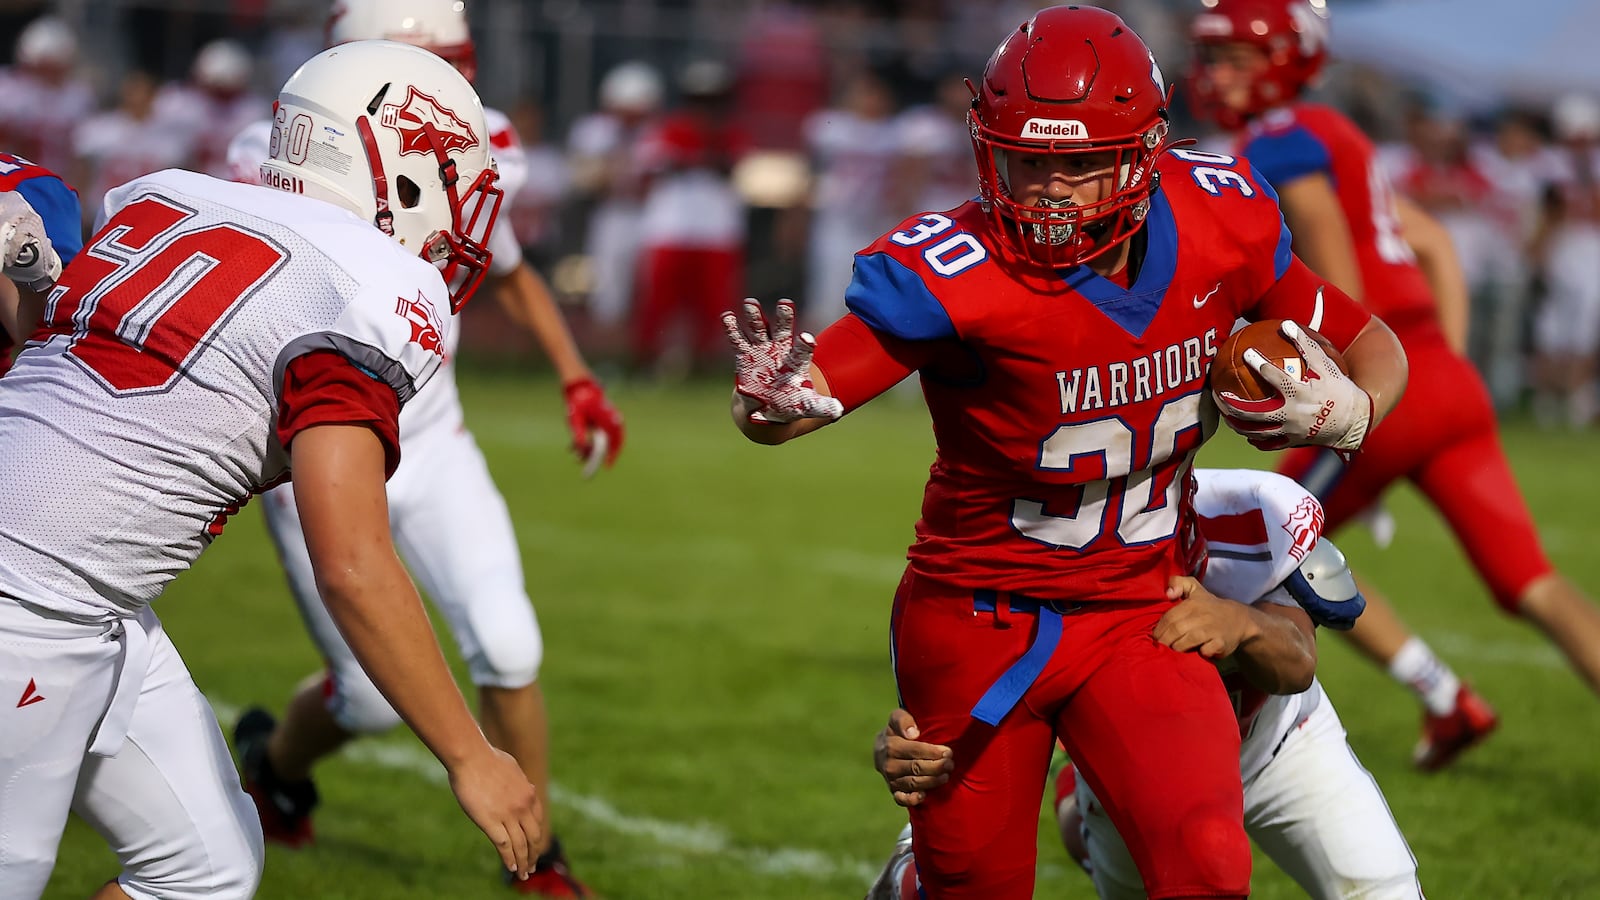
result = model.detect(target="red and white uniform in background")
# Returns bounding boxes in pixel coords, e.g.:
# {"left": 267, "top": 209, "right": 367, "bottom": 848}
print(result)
{"left": 568, "top": 108, "right": 653, "bottom": 325}
{"left": 227, "top": 102, "right": 553, "bottom": 734}
{"left": 892, "top": 102, "right": 976, "bottom": 224}
{"left": 803, "top": 107, "right": 905, "bottom": 330}
{"left": 0, "top": 169, "right": 449, "bottom": 899}
{"left": 1378, "top": 139, "right": 1518, "bottom": 304}
{"left": 0, "top": 67, "right": 94, "bottom": 177}
{"left": 632, "top": 112, "right": 750, "bottom": 367}
{"left": 1070, "top": 468, "right": 1420, "bottom": 900}
{"left": 153, "top": 82, "right": 268, "bottom": 180}
{"left": 1533, "top": 142, "right": 1600, "bottom": 359}
{"left": 73, "top": 104, "right": 194, "bottom": 227}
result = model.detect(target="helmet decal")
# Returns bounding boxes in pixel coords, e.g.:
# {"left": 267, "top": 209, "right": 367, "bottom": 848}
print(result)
{"left": 381, "top": 86, "right": 480, "bottom": 157}
{"left": 396, "top": 290, "right": 445, "bottom": 358}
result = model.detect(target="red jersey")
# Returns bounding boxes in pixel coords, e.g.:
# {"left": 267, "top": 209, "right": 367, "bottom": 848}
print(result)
{"left": 1239, "top": 104, "right": 1439, "bottom": 337}
{"left": 821, "top": 149, "right": 1371, "bottom": 602}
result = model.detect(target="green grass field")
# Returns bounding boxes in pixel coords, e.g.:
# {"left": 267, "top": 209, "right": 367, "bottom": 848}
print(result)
{"left": 42, "top": 372, "right": 1600, "bottom": 899}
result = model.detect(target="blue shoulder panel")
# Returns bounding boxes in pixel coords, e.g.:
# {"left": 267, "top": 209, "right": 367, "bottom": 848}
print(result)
{"left": 1243, "top": 125, "right": 1331, "bottom": 191}
{"left": 1059, "top": 188, "right": 1178, "bottom": 339}
{"left": 1248, "top": 163, "right": 1294, "bottom": 281}
{"left": 13, "top": 174, "right": 83, "bottom": 266}
{"left": 844, "top": 252, "right": 959, "bottom": 341}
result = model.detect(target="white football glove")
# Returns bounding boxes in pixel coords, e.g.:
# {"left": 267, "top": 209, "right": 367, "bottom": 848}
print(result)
{"left": 0, "top": 191, "right": 62, "bottom": 292}
{"left": 722, "top": 298, "right": 843, "bottom": 424}
{"left": 1214, "top": 320, "right": 1372, "bottom": 452}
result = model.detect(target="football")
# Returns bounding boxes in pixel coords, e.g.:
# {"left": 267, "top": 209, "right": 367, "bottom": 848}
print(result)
{"left": 1209, "top": 319, "right": 1347, "bottom": 402}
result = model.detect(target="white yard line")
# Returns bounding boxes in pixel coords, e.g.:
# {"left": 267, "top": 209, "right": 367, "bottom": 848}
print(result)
{"left": 208, "top": 699, "right": 880, "bottom": 883}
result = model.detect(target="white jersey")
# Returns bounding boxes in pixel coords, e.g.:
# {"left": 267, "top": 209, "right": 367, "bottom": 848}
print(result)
{"left": 0, "top": 169, "right": 450, "bottom": 621}
{"left": 1192, "top": 468, "right": 1328, "bottom": 782}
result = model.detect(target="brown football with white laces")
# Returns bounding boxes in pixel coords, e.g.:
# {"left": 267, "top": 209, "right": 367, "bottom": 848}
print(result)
{"left": 1209, "top": 319, "right": 1347, "bottom": 403}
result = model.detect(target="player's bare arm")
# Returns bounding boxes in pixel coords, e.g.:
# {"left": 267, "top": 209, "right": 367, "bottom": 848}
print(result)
{"left": 872, "top": 708, "right": 954, "bottom": 808}
{"left": 723, "top": 298, "right": 842, "bottom": 444}
{"left": 1157, "top": 577, "right": 1317, "bottom": 694}
{"left": 290, "top": 423, "right": 543, "bottom": 879}
{"left": 1277, "top": 173, "right": 1364, "bottom": 302}
{"left": 1339, "top": 314, "right": 1408, "bottom": 431}
{"left": 488, "top": 262, "right": 625, "bottom": 471}
{"left": 1394, "top": 194, "right": 1470, "bottom": 355}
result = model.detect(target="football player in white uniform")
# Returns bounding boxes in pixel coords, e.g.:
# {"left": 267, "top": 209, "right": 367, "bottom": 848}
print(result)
{"left": 0, "top": 40, "right": 544, "bottom": 900}
{"left": 868, "top": 469, "right": 1422, "bottom": 900}
{"left": 227, "top": 2, "right": 615, "bottom": 894}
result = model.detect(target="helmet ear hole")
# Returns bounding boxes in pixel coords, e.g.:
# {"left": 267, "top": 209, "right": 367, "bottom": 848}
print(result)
{"left": 397, "top": 175, "right": 421, "bottom": 208}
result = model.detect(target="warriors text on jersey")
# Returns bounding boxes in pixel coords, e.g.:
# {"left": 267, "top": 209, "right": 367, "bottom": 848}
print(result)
{"left": 815, "top": 149, "right": 1372, "bottom": 601}
{"left": 0, "top": 169, "right": 450, "bottom": 621}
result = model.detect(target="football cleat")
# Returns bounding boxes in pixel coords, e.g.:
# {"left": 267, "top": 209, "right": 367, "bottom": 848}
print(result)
{"left": 507, "top": 837, "right": 596, "bottom": 897}
{"left": 234, "top": 706, "right": 319, "bottom": 848}
{"left": 864, "top": 823, "right": 916, "bottom": 900}
{"left": 1413, "top": 684, "right": 1500, "bottom": 772}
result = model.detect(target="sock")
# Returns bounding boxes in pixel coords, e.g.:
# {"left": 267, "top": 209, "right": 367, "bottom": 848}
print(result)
{"left": 1388, "top": 637, "right": 1461, "bottom": 716}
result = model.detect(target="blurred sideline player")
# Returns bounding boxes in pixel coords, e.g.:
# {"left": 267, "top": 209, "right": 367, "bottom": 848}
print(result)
{"left": 723, "top": 6, "right": 1408, "bottom": 898}
{"left": 0, "top": 151, "right": 80, "bottom": 368}
{"left": 868, "top": 468, "right": 1421, "bottom": 900}
{"left": 228, "top": 2, "right": 618, "bottom": 895}
{"left": 1189, "top": 0, "right": 1600, "bottom": 770}
{"left": 0, "top": 40, "right": 543, "bottom": 899}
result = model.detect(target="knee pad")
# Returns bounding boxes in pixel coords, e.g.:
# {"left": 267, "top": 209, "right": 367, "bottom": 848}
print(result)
{"left": 120, "top": 816, "right": 263, "bottom": 900}
{"left": 325, "top": 668, "right": 403, "bottom": 734}
{"left": 463, "top": 593, "right": 543, "bottom": 689}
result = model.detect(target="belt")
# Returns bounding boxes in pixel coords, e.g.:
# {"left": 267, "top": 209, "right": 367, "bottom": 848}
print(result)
{"left": 969, "top": 589, "right": 1079, "bottom": 726}
{"left": 88, "top": 608, "right": 154, "bottom": 757}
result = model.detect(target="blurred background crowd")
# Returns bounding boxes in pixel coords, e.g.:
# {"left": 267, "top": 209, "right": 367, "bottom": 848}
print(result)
{"left": 5, "top": 0, "right": 1600, "bottom": 424}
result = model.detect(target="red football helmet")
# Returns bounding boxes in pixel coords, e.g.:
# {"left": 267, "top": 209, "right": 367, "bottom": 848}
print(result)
{"left": 970, "top": 6, "right": 1176, "bottom": 269}
{"left": 1187, "top": 0, "right": 1330, "bottom": 131}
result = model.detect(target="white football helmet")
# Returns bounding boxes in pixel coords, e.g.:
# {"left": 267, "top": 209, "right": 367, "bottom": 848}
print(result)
{"left": 263, "top": 39, "right": 502, "bottom": 311}
{"left": 327, "top": 0, "right": 476, "bottom": 83}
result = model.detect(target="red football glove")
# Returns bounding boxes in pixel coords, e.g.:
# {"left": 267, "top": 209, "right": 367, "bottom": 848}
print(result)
{"left": 722, "top": 298, "right": 843, "bottom": 424}
{"left": 563, "top": 377, "right": 624, "bottom": 477}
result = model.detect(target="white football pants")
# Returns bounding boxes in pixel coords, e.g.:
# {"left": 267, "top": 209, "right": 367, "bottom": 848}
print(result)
{"left": 0, "top": 598, "right": 262, "bottom": 900}
{"left": 1078, "top": 699, "right": 1422, "bottom": 899}
{"left": 261, "top": 419, "right": 542, "bottom": 733}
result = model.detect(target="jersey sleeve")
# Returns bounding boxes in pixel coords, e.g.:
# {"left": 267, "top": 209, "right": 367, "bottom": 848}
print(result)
{"left": 13, "top": 171, "right": 81, "bottom": 266}
{"left": 1194, "top": 468, "right": 1326, "bottom": 606}
{"left": 811, "top": 313, "right": 938, "bottom": 412}
{"left": 276, "top": 349, "right": 403, "bottom": 477}
{"left": 274, "top": 245, "right": 451, "bottom": 410}
{"left": 1242, "top": 124, "right": 1332, "bottom": 188}
{"left": 843, "top": 251, "right": 959, "bottom": 341}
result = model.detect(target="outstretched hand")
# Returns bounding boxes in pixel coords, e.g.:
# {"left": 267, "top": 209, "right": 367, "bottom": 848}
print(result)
{"left": 722, "top": 298, "right": 843, "bottom": 425}
{"left": 562, "top": 377, "right": 624, "bottom": 478}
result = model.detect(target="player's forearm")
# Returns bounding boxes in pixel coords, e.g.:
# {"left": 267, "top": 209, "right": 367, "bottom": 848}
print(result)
{"left": 492, "top": 262, "right": 592, "bottom": 383}
{"left": 1233, "top": 604, "right": 1317, "bottom": 695}
{"left": 1342, "top": 316, "right": 1408, "bottom": 431}
{"left": 318, "top": 563, "right": 490, "bottom": 769}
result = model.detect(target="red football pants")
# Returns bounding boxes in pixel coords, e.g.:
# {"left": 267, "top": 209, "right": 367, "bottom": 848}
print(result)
{"left": 631, "top": 245, "right": 741, "bottom": 368}
{"left": 1279, "top": 333, "right": 1552, "bottom": 610}
{"left": 891, "top": 570, "right": 1250, "bottom": 900}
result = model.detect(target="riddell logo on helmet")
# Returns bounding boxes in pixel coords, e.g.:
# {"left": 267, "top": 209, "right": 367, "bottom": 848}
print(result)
{"left": 1021, "top": 118, "right": 1089, "bottom": 140}
{"left": 381, "top": 86, "right": 479, "bottom": 157}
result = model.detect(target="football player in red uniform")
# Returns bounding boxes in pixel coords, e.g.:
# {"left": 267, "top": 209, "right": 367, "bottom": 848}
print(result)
{"left": 1189, "top": 0, "right": 1600, "bottom": 771}
{"left": 724, "top": 7, "right": 1408, "bottom": 898}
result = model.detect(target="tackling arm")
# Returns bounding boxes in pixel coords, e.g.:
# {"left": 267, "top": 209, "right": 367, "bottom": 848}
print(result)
{"left": 1155, "top": 577, "right": 1317, "bottom": 695}
{"left": 291, "top": 424, "right": 543, "bottom": 877}
{"left": 1394, "top": 194, "right": 1470, "bottom": 355}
